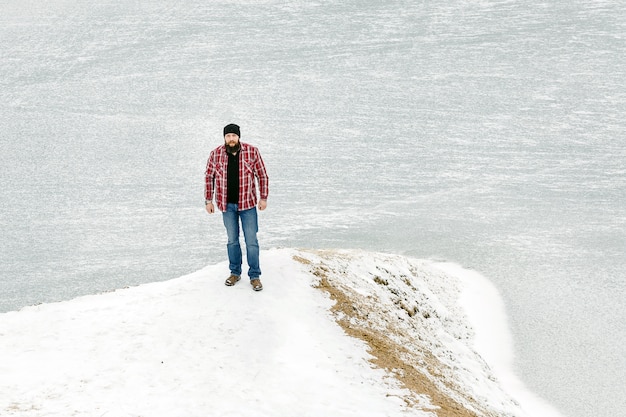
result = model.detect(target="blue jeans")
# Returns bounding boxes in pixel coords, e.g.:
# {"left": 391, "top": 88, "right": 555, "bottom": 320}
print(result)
{"left": 222, "top": 203, "right": 261, "bottom": 279}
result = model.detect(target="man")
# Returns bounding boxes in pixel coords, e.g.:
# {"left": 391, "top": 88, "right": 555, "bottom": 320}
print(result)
{"left": 205, "top": 123, "right": 269, "bottom": 291}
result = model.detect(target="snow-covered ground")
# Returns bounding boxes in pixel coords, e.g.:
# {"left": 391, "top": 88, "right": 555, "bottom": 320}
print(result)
{"left": 0, "top": 249, "right": 563, "bottom": 417}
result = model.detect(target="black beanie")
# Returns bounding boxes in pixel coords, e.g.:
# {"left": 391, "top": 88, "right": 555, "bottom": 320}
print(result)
{"left": 223, "top": 123, "right": 240, "bottom": 137}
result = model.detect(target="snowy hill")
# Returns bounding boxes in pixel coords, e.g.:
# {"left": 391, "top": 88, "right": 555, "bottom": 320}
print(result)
{"left": 0, "top": 249, "right": 559, "bottom": 417}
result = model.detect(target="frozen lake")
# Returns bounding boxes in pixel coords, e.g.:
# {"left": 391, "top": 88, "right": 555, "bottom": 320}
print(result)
{"left": 1, "top": 1, "right": 625, "bottom": 417}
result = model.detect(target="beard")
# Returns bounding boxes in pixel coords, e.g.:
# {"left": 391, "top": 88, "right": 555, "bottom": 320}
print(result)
{"left": 225, "top": 141, "right": 241, "bottom": 154}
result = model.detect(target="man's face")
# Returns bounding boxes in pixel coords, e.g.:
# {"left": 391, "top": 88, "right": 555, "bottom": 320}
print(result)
{"left": 224, "top": 133, "right": 239, "bottom": 148}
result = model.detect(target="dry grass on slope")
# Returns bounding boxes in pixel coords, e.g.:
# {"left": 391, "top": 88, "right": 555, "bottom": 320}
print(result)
{"left": 294, "top": 253, "right": 498, "bottom": 417}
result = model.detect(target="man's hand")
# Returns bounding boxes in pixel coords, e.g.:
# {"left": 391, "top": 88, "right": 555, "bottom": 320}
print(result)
{"left": 258, "top": 199, "right": 267, "bottom": 211}
{"left": 205, "top": 202, "right": 215, "bottom": 214}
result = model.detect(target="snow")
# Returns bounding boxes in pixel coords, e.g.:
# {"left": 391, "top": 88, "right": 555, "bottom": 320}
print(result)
{"left": 436, "top": 262, "right": 565, "bottom": 417}
{"left": 0, "top": 248, "right": 564, "bottom": 417}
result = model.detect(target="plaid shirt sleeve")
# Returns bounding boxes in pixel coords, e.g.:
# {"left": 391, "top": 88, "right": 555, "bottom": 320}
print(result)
{"left": 204, "top": 149, "right": 217, "bottom": 203}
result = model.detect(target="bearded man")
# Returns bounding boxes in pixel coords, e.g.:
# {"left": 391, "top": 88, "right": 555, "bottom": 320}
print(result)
{"left": 205, "top": 123, "right": 269, "bottom": 291}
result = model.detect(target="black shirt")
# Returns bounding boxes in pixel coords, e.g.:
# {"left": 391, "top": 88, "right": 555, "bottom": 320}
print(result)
{"left": 226, "top": 151, "right": 239, "bottom": 205}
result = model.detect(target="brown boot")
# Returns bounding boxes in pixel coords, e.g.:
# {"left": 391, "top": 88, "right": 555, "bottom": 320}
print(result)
{"left": 225, "top": 275, "right": 241, "bottom": 286}
{"left": 250, "top": 278, "right": 263, "bottom": 291}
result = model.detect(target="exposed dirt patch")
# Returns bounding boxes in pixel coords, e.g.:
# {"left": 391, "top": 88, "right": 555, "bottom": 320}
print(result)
{"left": 295, "top": 253, "right": 495, "bottom": 417}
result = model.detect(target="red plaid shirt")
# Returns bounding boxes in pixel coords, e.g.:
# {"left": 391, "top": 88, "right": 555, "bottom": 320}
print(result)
{"left": 205, "top": 142, "right": 269, "bottom": 212}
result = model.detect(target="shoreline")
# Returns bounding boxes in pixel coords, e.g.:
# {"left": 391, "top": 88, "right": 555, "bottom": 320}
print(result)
{"left": 432, "top": 262, "right": 565, "bottom": 417}
{"left": 1, "top": 248, "right": 566, "bottom": 417}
